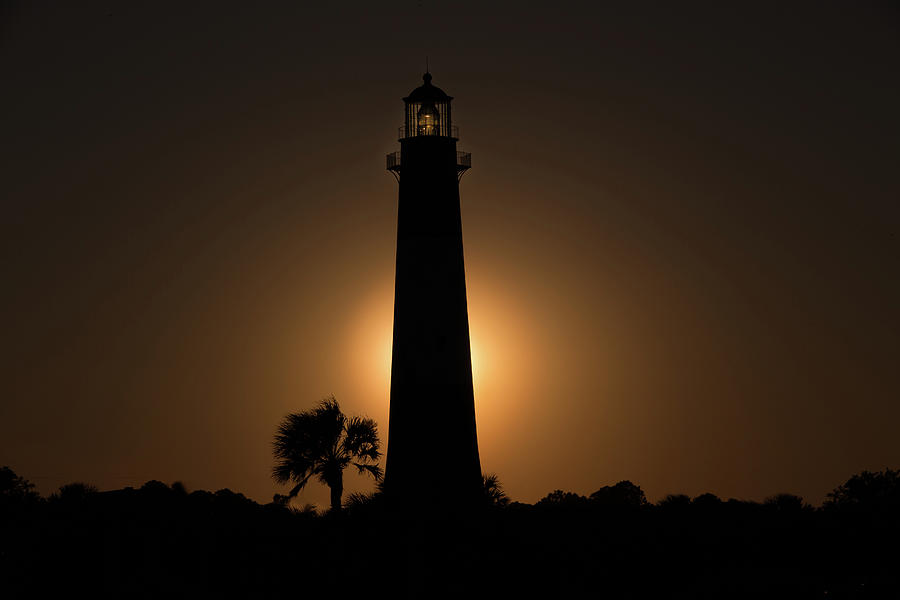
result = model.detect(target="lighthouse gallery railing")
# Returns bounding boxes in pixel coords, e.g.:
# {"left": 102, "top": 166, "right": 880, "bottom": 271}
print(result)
{"left": 386, "top": 151, "right": 471, "bottom": 173}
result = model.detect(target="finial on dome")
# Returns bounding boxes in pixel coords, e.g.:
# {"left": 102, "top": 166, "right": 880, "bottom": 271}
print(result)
{"left": 423, "top": 71, "right": 432, "bottom": 84}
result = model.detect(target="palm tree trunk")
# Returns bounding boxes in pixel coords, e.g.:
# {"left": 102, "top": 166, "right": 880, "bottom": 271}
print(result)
{"left": 330, "top": 472, "right": 343, "bottom": 512}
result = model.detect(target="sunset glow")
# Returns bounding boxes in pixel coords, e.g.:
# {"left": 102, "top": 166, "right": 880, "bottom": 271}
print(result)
{"left": 345, "top": 276, "right": 538, "bottom": 453}
{"left": 3, "top": 5, "right": 898, "bottom": 596}
{"left": 3, "top": 2, "right": 898, "bottom": 513}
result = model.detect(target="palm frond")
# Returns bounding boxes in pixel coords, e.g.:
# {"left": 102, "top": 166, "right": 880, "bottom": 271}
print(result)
{"left": 288, "top": 479, "right": 309, "bottom": 498}
{"left": 314, "top": 396, "right": 346, "bottom": 446}
{"left": 297, "top": 503, "right": 318, "bottom": 515}
{"left": 344, "top": 491, "right": 374, "bottom": 508}
{"left": 343, "top": 416, "right": 382, "bottom": 461}
{"left": 353, "top": 462, "right": 384, "bottom": 481}
{"left": 483, "top": 473, "right": 510, "bottom": 507}
{"left": 272, "top": 461, "right": 297, "bottom": 484}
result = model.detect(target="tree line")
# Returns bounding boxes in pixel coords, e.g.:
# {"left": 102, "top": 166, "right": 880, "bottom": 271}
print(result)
{"left": 2, "top": 395, "right": 898, "bottom": 598}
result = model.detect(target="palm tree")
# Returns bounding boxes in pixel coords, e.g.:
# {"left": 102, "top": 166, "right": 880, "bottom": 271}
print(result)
{"left": 272, "top": 396, "right": 382, "bottom": 512}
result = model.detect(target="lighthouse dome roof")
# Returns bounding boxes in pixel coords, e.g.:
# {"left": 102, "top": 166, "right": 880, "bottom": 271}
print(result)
{"left": 404, "top": 72, "right": 452, "bottom": 103}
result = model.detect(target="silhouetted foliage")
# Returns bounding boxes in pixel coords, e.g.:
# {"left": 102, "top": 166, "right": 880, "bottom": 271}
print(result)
{"left": 49, "top": 482, "right": 99, "bottom": 505}
{"left": 272, "top": 396, "right": 382, "bottom": 512}
{"left": 295, "top": 502, "right": 319, "bottom": 515}
{"left": 589, "top": 480, "right": 647, "bottom": 508}
{"left": 3, "top": 468, "right": 899, "bottom": 598}
{"left": 482, "top": 473, "right": 509, "bottom": 507}
{"left": 536, "top": 489, "right": 589, "bottom": 509}
{"left": 0, "top": 466, "right": 41, "bottom": 509}
{"left": 344, "top": 491, "right": 373, "bottom": 507}
{"left": 764, "top": 492, "right": 808, "bottom": 512}
{"left": 343, "top": 480, "right": 389, "bottom": 516}
{"left": 825, "top": 468, "right": 900, "bottom": 512}
{"left": 657, "top": 493, "right": 692, "bottom": 509}
{"left": 692, "top": 492, "right": 723, "bottom": 508}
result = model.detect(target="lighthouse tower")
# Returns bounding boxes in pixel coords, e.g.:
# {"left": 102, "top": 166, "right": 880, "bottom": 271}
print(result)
{"left": 384, "top": 72, "right": 482, "bottom": 505}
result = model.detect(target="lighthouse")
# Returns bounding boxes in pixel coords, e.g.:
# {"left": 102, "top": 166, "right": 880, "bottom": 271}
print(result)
{"left": 384, "top": 72, "right": 482, "bottom": 506}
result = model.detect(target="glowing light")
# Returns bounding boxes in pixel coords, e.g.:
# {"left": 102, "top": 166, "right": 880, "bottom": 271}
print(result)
{"left": 344, "top": 284, "right": 394, "bottom": 413}
{"left": 345, "top": 277, "right": 538, "bottom": 454}
{"left": 469, "top": 334, "right": 483, "bottom": 384}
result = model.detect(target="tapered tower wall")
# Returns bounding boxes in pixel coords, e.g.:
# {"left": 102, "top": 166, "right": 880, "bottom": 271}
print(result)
{"left": 384, "top": 115, "right": 482, "bottom": 506}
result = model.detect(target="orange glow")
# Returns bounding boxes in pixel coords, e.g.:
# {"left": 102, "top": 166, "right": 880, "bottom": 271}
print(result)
{"left": 346, "top": 284, "right": 394, "bottom": 411}
{"left": 466, "top": 281, "right": 540, "bottom": 456}
{"left": 344, "top": 275, "right": 540, "bottom": 468}
{"left": 6, "top": 4, "right": 897, "bottom": 512}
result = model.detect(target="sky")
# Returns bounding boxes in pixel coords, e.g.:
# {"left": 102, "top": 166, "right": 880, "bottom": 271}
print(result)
{"left": 2, "top": 1, "right": 899, "bottom": 508}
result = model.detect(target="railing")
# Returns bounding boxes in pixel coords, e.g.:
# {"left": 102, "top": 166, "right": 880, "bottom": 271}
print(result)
{"left": 385, "top": 150, "right": 471, "bottom": 174}
{"left": 398, "top": 125, "right": 459, "bottom": 140}
{"left": 386, "top": 151, "right": 401, "bottom": 171}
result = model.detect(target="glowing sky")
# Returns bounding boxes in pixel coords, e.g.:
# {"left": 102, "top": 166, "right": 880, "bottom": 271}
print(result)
{"left": 2, "top": 1, "right": 899, "bottom": 509}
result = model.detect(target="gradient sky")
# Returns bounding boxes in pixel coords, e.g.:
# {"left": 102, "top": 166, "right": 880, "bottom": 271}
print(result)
{"left": 2, "top": 1, "right": 898, "bottom": 508}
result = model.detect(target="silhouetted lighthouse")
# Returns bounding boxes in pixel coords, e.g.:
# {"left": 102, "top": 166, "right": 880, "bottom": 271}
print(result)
{"left": 384, "top": 72, "right": 482, "bottom": 505}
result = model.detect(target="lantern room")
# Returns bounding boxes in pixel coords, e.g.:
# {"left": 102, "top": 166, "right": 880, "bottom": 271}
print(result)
{"left": 402, "top": 72, "right": 455, "bottom": 139}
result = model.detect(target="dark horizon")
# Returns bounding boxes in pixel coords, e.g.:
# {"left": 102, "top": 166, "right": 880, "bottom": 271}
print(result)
{"left": 2, "top": 1, "right": 899, "bottom": 509}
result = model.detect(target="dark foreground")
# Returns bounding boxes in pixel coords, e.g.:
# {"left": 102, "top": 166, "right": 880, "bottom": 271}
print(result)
{"left": 2, "top": 477, "right": 898, "bottom": 599}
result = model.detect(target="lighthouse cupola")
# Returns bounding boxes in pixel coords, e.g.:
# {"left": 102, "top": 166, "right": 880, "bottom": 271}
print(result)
{"left": 403, "top": 72, "right": 453, "bottom": 138}
{"left": 386, "top": 72, "right": 471, "bottom": 179}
